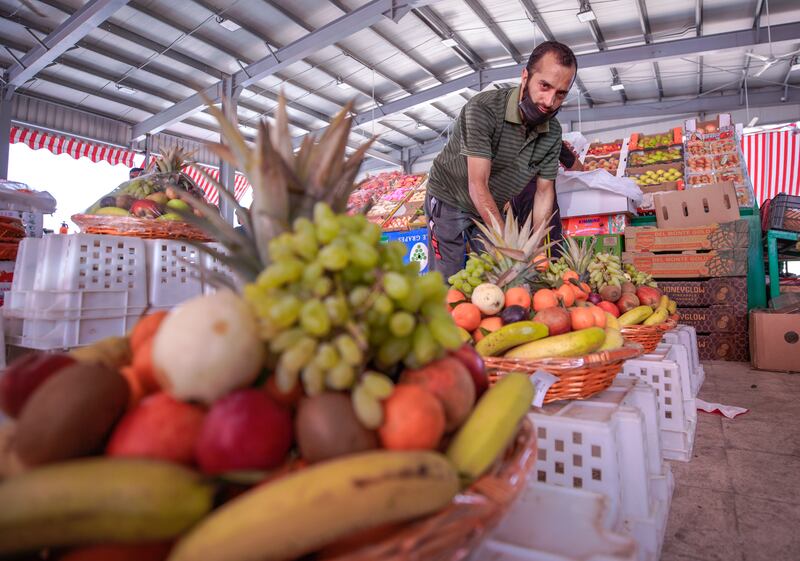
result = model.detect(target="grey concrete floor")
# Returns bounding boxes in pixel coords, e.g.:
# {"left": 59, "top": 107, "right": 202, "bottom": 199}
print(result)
{"left": 661, "top": 361, "right": 800, "bottom": 561}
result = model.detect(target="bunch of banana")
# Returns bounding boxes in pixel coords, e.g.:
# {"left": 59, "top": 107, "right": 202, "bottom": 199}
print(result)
{"left": 619, "top": 296, "right": 676, "bottom": 326}
{"left": 168, "top": 451, "right": 458, "bottom": 561}
{"left": 624, "top": 263, "right": 657, "bottom": 287}
{"left": 541, "top": 257, "right": 568, "bottom": 287}
{"left": 587, "top": 252, "right": 626, "bottom": 292}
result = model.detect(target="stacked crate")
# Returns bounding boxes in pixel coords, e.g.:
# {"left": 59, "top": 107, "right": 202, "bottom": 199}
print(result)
{"left": 624, "top": 220, "right": 750, "bottom": 361}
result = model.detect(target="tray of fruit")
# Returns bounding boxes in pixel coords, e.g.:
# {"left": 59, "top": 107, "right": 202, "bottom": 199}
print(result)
{"left": 586, "top": 141, "right": 622, "bottom": 157}
{"left": 637, "top": 131, "right": 680, "bottom": 150}
{"left": 713, "top": 152, "right": 740, "bottom": 168}
{"left": 628, "top": 147, "right": 682, "bottom": 167}
{"left": 629, "top": 167, "right": 683, "bottom": 186}
{"left": 686, "top": 155, "right": 713, "bottom": 172}
{"left": 583, "top": 156, "right": 620, "bottom": 172}
{"left": 0, "top": 100, "right": 537, "bottom": 561}
{"left": 687, "top": 173, "right": 715, "bottom": 185}
{"left": 447, "top": 236, "right": 646, "bottom": 404}
{"left": 685, "top": 142, "right": 709, "bottom": 156}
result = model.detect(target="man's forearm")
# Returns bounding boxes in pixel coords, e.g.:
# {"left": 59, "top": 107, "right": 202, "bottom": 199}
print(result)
{"left": 531, "top": 178, "right": 555, "bottom": 232}
{"left": 469, "top": 180, "right": 504, "bottom": 229}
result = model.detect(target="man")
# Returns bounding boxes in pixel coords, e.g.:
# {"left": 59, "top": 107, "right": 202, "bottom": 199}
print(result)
{"left": 129, "top": 167, "right": 145, "bottom": 180}
{"left": 424, "top": 41, "right": 577, "bottom": 280}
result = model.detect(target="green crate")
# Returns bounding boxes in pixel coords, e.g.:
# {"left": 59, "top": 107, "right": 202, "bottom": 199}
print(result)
{"left": 568, "top": 234, "right": 623, "bottom": 257}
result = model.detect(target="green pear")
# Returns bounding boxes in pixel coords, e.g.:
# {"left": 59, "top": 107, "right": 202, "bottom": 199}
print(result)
{"left": 158, "top": 212, "right": 183, "bottom": 221}
{"left": 166, "top": 199, "right": 190, "bottom": 212}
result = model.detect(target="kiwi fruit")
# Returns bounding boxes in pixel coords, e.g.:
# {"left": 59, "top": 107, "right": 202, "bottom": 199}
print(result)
{"left": 295, "top": 393, "right": 377, "bottom": 463}
{"left": 15, "top": 363, "right": 129, "bottom": 466}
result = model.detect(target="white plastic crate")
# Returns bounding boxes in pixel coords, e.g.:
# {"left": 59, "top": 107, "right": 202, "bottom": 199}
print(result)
{"left": 202, "top": 242, "right": 237, "bottom": 294}
{"left": 474, "top": 484, "right": 638, "bottom": 561}
{"left": 663, "top": 325, "right": 705, "bottom": 396}
{"left": 4, "top": 289, "right": 146, "bottom": 317}
{"left": 529, "top": 378, "right": 673, "bottom": 561}
{"left": 621, "top": 344, "right": 697, "bottom": 462}
{"left": 145, "top": 239, "right": 203, "bottom": 307}
{"left": 4, "top": 313, "right": 140, "bottom": 350}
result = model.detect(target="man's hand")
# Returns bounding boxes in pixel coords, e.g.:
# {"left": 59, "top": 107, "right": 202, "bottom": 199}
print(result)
{"left": 532, "top": 177, "right": 555, "bottom": 232}
{"left": 467, "top": 156, "right": 504, "bottom": 230}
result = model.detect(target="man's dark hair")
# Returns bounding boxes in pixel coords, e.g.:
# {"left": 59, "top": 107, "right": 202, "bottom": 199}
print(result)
{"left": 526, "top": 41, "right": 577, "bottom": 74}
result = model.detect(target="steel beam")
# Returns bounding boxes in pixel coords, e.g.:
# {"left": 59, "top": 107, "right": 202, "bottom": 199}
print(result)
{"left": 131, "top": 0, "right": 432, "bottom": 140}
{"left": 0, "top": 87, "right": 12, "bottom": 179}
{"left": 7, "top": 0, "right": 129, "bottom": 88}
{"left": 219, "top": 78, "right": 237, "bottom": 223}
{"left": 517, "top": 0, "right": 594, "bottom": 107}
{"left": 412, "top": 6, "right": 483, "bottom": 71}
{"left": 463, "top": 0, "right": 522, "bottom": 63}
{"left": 696, "top": 0, "right": 703, "bottom": 36}
{"left": 342, "top": 22, "right": 800, "bottom": 130}
{"left": 634, "top": 0, "right": 663, "bottom": 100}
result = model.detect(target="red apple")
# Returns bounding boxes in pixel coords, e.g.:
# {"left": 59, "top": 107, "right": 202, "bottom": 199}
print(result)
{"left": 195, "top": 389, "right": 293, "bottom": 474}
{"left": 636, "top": 286, "right": 662, "bottom": 308}
{"left": 597, "top": 301, "right": 620, "bottom": 317}
{"left": 533, "top": 307, "right": 571, "bottom": 335}
{"left": 130, "top": 199, "right": 163, "bottom": 219}
{"left": 106, "top": 392, "right": 206, "bottom": 465}
{"left": 449, "top": 344, "right": 488, "bottom": 398}
{"left": 0, "top": 352, "right": 76, "bottom": 418}
{"left": 400, "top": 356, "right": 476, "bottom": 432}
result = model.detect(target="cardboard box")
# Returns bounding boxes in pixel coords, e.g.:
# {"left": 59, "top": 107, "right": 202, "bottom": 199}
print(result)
{"left": 749, "top": 308, "right": 800, "bottom": 372}
{"left": 678, "top": 306, "right": 747, "bottom": 333}
{"left": 624, "top": 220, "right": 749, "bottom": 253}
{"left": 697, "top": 332, "right": 749, "bottom": 362}
{"left": 561, "top": 214, "right": 629, "bottom": 236}
{"left": 658, "top": 277, "right": 747, "bottom": 310}
{"left": 568, "top": 234, "right": 623, "bottom": 257}
{"left": 653, "top": 182, "right": 740, "bottom": 228}
{"left": 557, "top": 188, "right": 637, "bottom": 219}
{"left": 622, "top": 249, "right": 748, "bottom": 278}
{"left": 381, "top": 229, "right": 429, "bottom": 273}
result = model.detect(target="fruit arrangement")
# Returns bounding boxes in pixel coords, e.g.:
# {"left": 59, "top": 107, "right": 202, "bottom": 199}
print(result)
{"left": 0, "top": 97, "right": 537, "bottom": 561}
{"left": 587, "top": 141, "right": 622, "bottom": 156}
{"left": 687, "top": 173, "right": 714, "bottom": 185}
{"left": 638, "top": 132, "right": 676, "bottom": 149}
{"left": 584, "top": 157, "right": 619, "bottom": 172}
{"left": 628, "top": 147, "right": 682, "bottom": 166}
{"left": 687, "top": 155, "right": 712, "bottom": 172}
{"left": 629, "top": 167, "right": 683, "bottom": 186}
{"left": 85, "top": 148, "right": 206, "bottom": 221}
{"left": 713, "top": 152, "right": 740, "bottom": 168}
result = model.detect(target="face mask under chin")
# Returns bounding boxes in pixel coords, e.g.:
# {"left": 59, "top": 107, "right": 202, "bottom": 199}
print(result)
{"left": 518, "top": 83, "right": 559, "bottom": 129}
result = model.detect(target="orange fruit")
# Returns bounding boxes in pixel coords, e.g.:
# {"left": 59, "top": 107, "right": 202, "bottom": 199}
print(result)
{"left": 589, "top": 306, "right": 606, "bottom": 327}
{"left": 555, "top": 284, "right": 575, "bottom": 307}
{"left": 504, "top": 286, "right": 531, "bottom": 310}
{"left": 450, "top": 302, "right": 482, "bottom": 331}
{"left": 532, "top": 252, "right": 549, "bottom": 272}
{"left": 571, "top": 281, "right": 590, "bottom": 302}
{"left": 562, "top": 270, "right": 579, "bottom": 283}
{"left": 446, "top": 289, "right": 466, "bottom": 310}
{"left": 131, "top": 337, "right": 160, "bottom": 394}
{"left": 130, "top": 311, "right": 169, "bottom": 354}
{"left": 570, "top": 307, "right": 596, "bottom": 330}
{"left": 379, "top": 385, "right": 445, "bottom": 450}
{"left": 472, "top": 316, "right": 503, "bottom": 343}
{"left": 533, "top": 288, "right": 559, "bottom": 312}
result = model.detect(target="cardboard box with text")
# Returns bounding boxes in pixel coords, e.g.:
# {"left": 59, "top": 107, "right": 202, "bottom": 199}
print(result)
{"left": 622, "top": 250, "right": 748, "bottom": 278}
{"left": 624, "top": 220, "right": 749, "bottom": 253}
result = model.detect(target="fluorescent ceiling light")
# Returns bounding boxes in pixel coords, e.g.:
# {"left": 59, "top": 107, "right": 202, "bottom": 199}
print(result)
{"left": 115, "top": 84, "right": 137, "bottom": 95}
{"left": 577, "top": 8, "right": 596, "bottom": 23}
{"left": 216, "top": 17, "right": 241, "bottom": 32}
{"left": 610, "top": 82, "right": 625, "bottom": 91}
{"left": 441, "top": 38, "right": 458, "bottom": 48}
{"left": 336, "top": 78, "right": 351, "bottom": 90}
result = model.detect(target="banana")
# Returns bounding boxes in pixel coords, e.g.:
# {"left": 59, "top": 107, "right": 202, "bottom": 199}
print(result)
{"left": 598, "top": 327, "right": 624, "bottom": 351}
{"left": 643, "top": 308, "right": 668, "bottom": 326}
{"left": 604, "top": 312, "right": 621, "bottom": 330}
{"left": 475, "top": 321, "right": 548, "bottom": 357}
{"left": 667, "top": 299, "right": 678, "bottom": 314}
{"left": 505, "top": 327, "right": 606, "bottom": 359}
{"left": 0, "top": 458, "right": 213, "bottom": 555}
{"left": 656, "top": 295, "right": 669, "bottom": 311}
{"left": 168, "top": 451, "right": 458, "bottom": 561}
{"left": 70, "top": 336, "right": 132, "bottom": 369}
{"left": 618, "top": 305, "right": 655, "bottom": 326}
{"left": 446, "top": 372, "right": 533, "bottom": 482}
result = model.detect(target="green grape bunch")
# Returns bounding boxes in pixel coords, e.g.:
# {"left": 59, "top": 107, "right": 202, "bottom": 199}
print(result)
{"left": 243, "top": 203, "right": 463, "bottom": 400}
{"left": 447, "top": 252, "right": 493, "bottom": 296}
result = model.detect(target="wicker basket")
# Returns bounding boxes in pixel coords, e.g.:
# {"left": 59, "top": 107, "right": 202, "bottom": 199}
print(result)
{"left": 72, "top": 214, "right": 213, "bottom": 241}
{"left": 326, "top": 418, "right": 537, "bottom": 561}
{"left": 484, "top": 343, "right": 644, "bottom": 405}
{"left": 621, "top": 314, "right": 679, "bottom": 354}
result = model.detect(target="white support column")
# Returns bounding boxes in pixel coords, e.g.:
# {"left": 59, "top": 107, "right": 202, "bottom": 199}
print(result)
{"left": 0, "top": 86, "right": 13, "bottom": 180}
{"left": 219, "top": 77, "right": 238, "bottom": 224}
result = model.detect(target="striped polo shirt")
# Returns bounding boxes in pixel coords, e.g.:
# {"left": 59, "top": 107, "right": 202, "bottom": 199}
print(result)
{"left": 427, "top": 86, "right": 562, "bottom": 216}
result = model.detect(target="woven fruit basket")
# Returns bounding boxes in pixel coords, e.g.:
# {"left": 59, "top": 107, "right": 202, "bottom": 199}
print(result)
{"left": 620, "top": 314, "right": 679, "bottom": 354}
{"left": 72, "top": 214, "right": 213, "bottom": 241}
{"left": 327, "top": 417, "right": 536, "bottom": 561}
{"left": 484, "top": 343, "right": 644, "bottom": 404}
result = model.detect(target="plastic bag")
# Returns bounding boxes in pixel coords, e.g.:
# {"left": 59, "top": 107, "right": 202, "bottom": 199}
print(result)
{"left": 561, "top": 131, "right": 589, "bottom": 158}
{"left": 556, "top": 168, "right": 643, "bottom": 204}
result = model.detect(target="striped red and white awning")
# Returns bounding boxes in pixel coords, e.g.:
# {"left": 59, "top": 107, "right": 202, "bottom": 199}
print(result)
{"left": 10, "top": 126, "right": 136, "bottom": 168}
{"left": 741, "top": 126, "right": 800, "bottom": 204}
{"left": 182, "top": 165, "right": 251, "bottom": 205}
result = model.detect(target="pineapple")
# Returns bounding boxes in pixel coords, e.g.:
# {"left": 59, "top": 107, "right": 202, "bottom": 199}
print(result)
{"left": 541, "top": 236, "right": 595, "bottom": 289}
{"left": 471, "top": 206, "right": 554, "bottom": 289}
{"left": 174, "top": 95, "right": 374, "bottom": 284}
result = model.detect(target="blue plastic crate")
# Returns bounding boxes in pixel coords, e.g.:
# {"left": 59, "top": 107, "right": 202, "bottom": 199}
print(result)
{"left": 381, "top": 228, "right": 429, "bottom": 273}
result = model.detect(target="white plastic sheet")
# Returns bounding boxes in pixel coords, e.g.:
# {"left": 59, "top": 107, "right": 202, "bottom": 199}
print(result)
{"left": 557, "top": 168, "right": 644, "bottom": 204}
